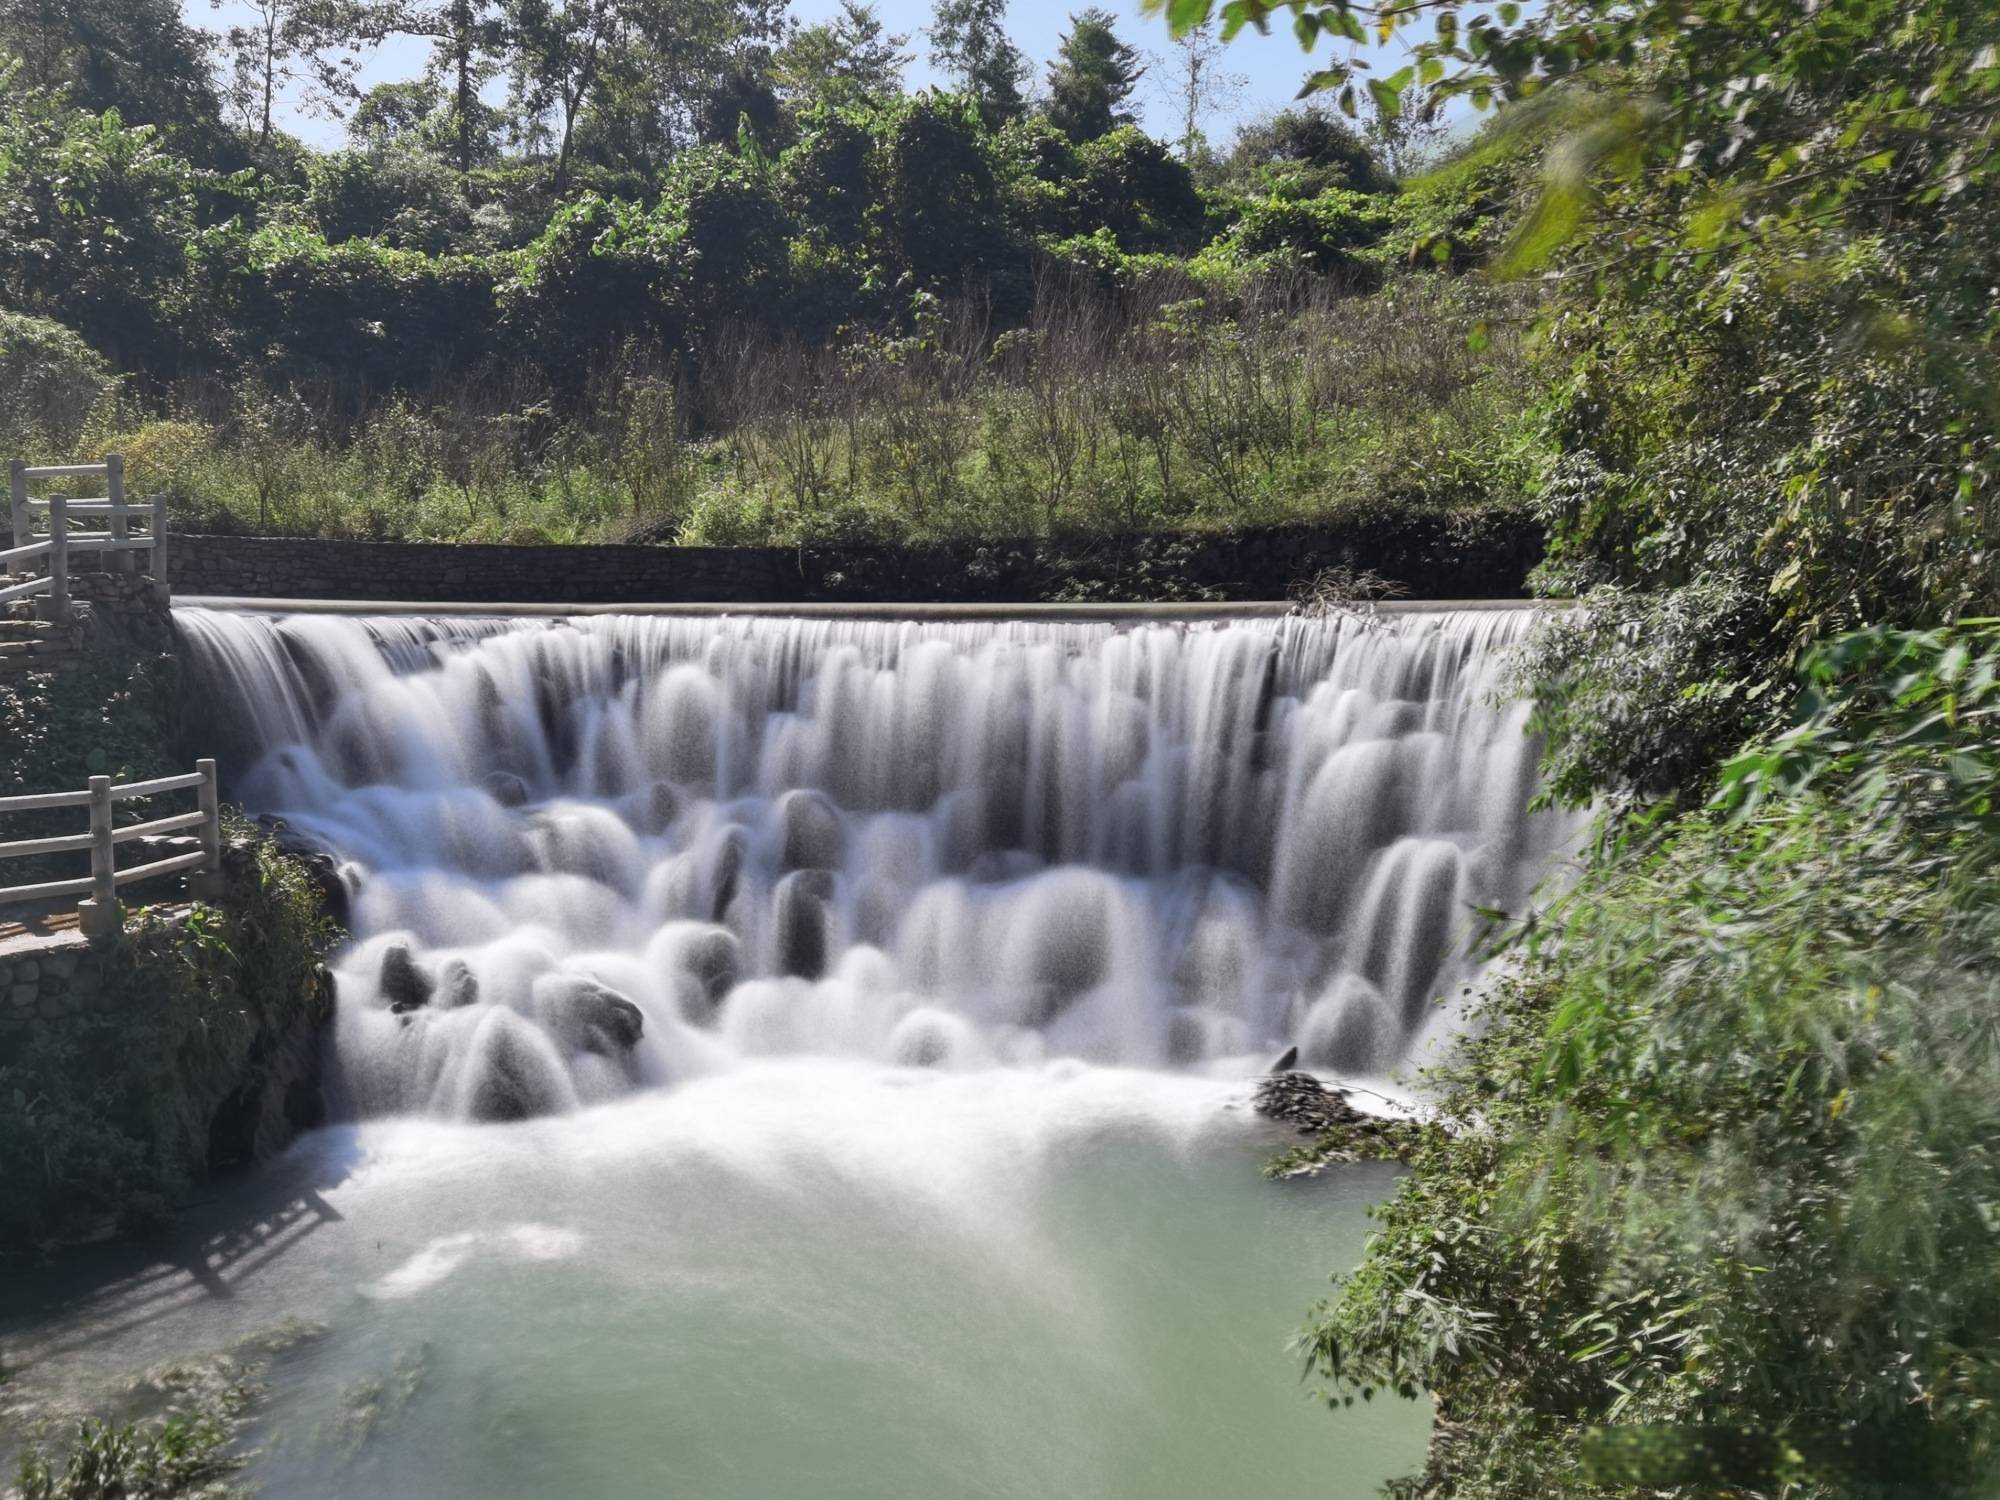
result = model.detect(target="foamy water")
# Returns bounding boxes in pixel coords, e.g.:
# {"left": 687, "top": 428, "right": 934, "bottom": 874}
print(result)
{"left": 173, "top": 607, "right": 1575, "bottom": 1120}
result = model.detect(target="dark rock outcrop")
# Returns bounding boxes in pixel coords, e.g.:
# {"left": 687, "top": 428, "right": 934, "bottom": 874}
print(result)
{"left": 436, "top": 957, "right": 481, "bottom": 1009}
{"left": 536, "top": 975, "right": 645, "bottom": 1055}
{"left": 774, "top": 869, "right": 835, "bottom": 980}
{"left": 676, "top": 929, "right": 741, "bottom": 1020}
{"left": 1253, "top": 1071, "right": 1372, "bottom": 1135}
{"left": 465, "top": 1021, "right": 569, "bottom": 1123}
{"left": 776, "top": 789, "right": 844, "bottom": 871}
{"left": 481, "top": 770, "right": 532, "bottom": 808}
{"left": 379, "top": 944, "right": 434, "bottom": 1013}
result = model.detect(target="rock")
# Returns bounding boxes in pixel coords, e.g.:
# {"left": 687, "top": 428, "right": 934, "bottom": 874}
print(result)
{"left": 379, "top": 945, "right": 434, "bottom": 1013}
{"left": 481, "top": 770, "right": 532, "bottom": 808}
{"left": 776, "top": 789, "right": 844, "bottom": 871}
{"left": 1299, "top": 976, "right": 1396, "bottom": 1074}
{"left": 774, "top": 869, "right": 835, "bottom": 980}
{"left": 708, "top": 828, "right": 746, "bottom": 923}
{"left": 1253, "top": 1071, "right": 1369, "bottom": 1135}
{"left": 1166, "top": 1008, "right": 1210, "bottom": 1065}
{"left": 678, "top": 929, "right": 740, "bottom": 1017}
{"left": 436, "top": 958, "right": 481, "bottom": 1009}
{"left": 634, "top": 781, "right": 682, "bottom": 836}
{"left": 258, "top": 818, "right": 353, "bottom": 930}
{"left": 888, "top": 1009, "right": 969, "bottom": 1068}
{"left": 535, "top": 975, "right": 645, "bottom": 1055}
{"left": 1268, "top": 1045, "right": 1299, "bottom": 1074}
{"left": 465, "top": 1020, "right": 569, "bottom": 1123}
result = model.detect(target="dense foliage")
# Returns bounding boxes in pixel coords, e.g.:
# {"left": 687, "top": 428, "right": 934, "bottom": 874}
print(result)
{"left": 0, "top": 832, "right": 335, "bottom": 1255}
{"left": 0, "top": 0, "right": 1546, "bottom": 546}
{"left": 1144, "top": 0, "right": 2000, "bottom": 1492}
{"left": 1307, "top": 627, "right": 2000, "bottom": 1496}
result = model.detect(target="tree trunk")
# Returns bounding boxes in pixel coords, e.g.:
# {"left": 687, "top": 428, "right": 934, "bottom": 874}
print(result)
{"left": 261, "top": 26, "right": 276, "bottom": 142}
{"left": 454, "top": 0, "right": 474, "bottom": 175}
{"left": 554, "top": 101, "right": 577, "bottom": 195}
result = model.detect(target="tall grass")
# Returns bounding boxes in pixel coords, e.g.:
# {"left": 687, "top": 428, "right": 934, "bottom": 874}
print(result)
{"left": 36, "top": 274, "right": 1535, "bottom": 547}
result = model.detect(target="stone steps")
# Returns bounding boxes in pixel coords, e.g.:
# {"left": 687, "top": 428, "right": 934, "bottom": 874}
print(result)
{"left": 0, "top": 613, "right": 85, "bottom": 671}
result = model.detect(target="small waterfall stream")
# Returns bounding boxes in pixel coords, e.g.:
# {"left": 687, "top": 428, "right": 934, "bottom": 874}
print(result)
{"left": 2, "top": 605, "right": 1572, "bottom": 1497}
{"left": 174, "top": 606, "right": 1575, "bottom": 1120}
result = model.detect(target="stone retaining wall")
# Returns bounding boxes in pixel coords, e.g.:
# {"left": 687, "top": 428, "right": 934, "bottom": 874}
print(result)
{"left": 0, "top": 571, "right": 174, "bottom": 678}
{"left": 0, "top": 934, "right": 112, "bottom": 1039}
{"left": 164, "top": 510, "right": 1542, "bottom": 605}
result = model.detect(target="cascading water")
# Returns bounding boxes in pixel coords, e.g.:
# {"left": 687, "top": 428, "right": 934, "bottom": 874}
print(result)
{"left": 173, "top": 606, "right": 1575, "bottom": 1122}
{"left": 4, "top": 605, "right": 1574, "bottom": 1498}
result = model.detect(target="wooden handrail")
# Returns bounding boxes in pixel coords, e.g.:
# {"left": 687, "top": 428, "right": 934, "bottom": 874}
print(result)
{"left": 0, "top": 760, "right": 223, "bottom": 937}
{"left": 6, "top": 455, "right": 169, "bottom": 617}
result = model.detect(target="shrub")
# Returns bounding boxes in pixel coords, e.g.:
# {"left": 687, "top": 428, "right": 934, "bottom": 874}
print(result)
{"left": 1224, "top": 190, "right": 1391, "bottom": 285}
{"left": 0, "top": 311, "right": 115, "bottom": 456}
{"left": 1308, "top": 626, "right": 2000, "bottom": 1498}
{"left": 303, "top": 144, "right": 477, "bottom": 252}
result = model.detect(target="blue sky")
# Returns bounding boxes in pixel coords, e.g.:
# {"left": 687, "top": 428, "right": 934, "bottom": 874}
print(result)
{"left": 188, "top": 0, "right": 1409, "bottom": 150}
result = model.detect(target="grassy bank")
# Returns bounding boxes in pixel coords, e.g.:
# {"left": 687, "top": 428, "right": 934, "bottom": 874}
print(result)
{"left": 47, "top": 273, "right": 1535, "bottom": 551}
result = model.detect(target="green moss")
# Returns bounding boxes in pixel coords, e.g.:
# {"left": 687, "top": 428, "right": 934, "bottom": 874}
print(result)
{"left": 0, "top": 836, "right": 337, "bottom": 1257}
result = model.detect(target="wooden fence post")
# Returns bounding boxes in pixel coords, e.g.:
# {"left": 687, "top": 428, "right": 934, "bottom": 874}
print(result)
{"left": 79, "top": 774, "right": 119, "bottom": 939}
{"left": 6, "top": 459, "right": 23, "bottom": 576}
{"left": 105, "top": 451, "right": 131, "bottom": 574}
{"left": 150, "top": 494, "right": 171, "bottom": 602}
{"left": 192, "top": 757, "right": 225, "bottom": 901}
{"left": 45, "top": 493, "right": 67, "bottom": 619}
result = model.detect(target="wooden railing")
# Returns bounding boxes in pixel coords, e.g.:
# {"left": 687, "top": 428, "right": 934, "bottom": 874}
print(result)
{"left": 2, "top": 455, "right": 168, "bottom": 618}
{"left": 0, "top": 762, "right": 223, "bottom": 937}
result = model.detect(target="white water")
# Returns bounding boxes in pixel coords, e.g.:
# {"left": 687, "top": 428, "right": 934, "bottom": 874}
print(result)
{"left": 0, "top": 1070, "right": 1429, "bottom": 1497}
{"left": 173, "top": 607, "right": 1574, "bottom": 1119}
{"left": 4, "top": 606, "right": 1568, "bottom": 1495}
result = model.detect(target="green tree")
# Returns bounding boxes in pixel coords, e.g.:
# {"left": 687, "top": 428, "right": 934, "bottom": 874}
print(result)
{"left": 305, "top": 142, "right": 475, "bottom": 249}
{"left": 507, "top": 0, "right": 784, "bottom": 189}
{"left": 0, "top": 0, "right": 221, "bottom": 140}
{"left": 210, "top": 0, "right": 365, "bottom": 145}
{"left": 926, "top": 0, "right": 1028, "bottom": 129}
{"left": 1159, "top": 19, "right": 1243, "bottom": 164}
{"left": 0, "top": 86, "right": 210, "bottom": 371}
{"left": 1043, "top": 7, "right": 1144, "bottom": 143}
{"left": 773, "top": 0, "right": 911, "bottom": 110}
{"left": 869, "top": 90, "right": 1008, "bottom": 287}
{"left": 1224, "top": 105, "right": 1387, "bottom": 197}
{"left": 348, "top": 77, "right": 443, "bottom": 146}
{"left": 1176, "top": 0, "right": 1999, "bottom": 666}
{"left": 505, "top": 0, "right": 622, "bottom": 193}
{"left": 371, "top": 0, "right": 509, "bottom": 175}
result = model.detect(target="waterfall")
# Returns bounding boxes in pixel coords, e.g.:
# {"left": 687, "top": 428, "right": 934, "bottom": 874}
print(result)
{"left": 174, "top": 606, "right": 1576, "bottom": 1121}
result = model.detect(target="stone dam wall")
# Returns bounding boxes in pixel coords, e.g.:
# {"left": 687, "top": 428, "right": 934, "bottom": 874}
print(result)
{"left": 163, "top": 511, "right": 1542, "bottom": 605}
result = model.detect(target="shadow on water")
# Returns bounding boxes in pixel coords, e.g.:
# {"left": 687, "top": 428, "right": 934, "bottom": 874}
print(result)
{"left": 0, "top": 1128, "right": 362, "bottom": 1374}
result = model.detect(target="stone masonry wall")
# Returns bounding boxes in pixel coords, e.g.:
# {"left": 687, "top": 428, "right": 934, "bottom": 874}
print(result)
{"left": 0, "top": 933, "right": 114, "bottom": 1042}
{"left": 164, "top": 509, "right": 1543, "bottom": 605}
{"left": 0, "top": 569, "right": 174, "bottom": 678}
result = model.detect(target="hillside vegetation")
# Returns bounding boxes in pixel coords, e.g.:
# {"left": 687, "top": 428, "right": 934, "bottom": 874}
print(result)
{"left": 0, "top": 0, "right": 1549, "bottom": 546}
{"left": 1181, "top": 0, "right": 1999, "bottom": 1492}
